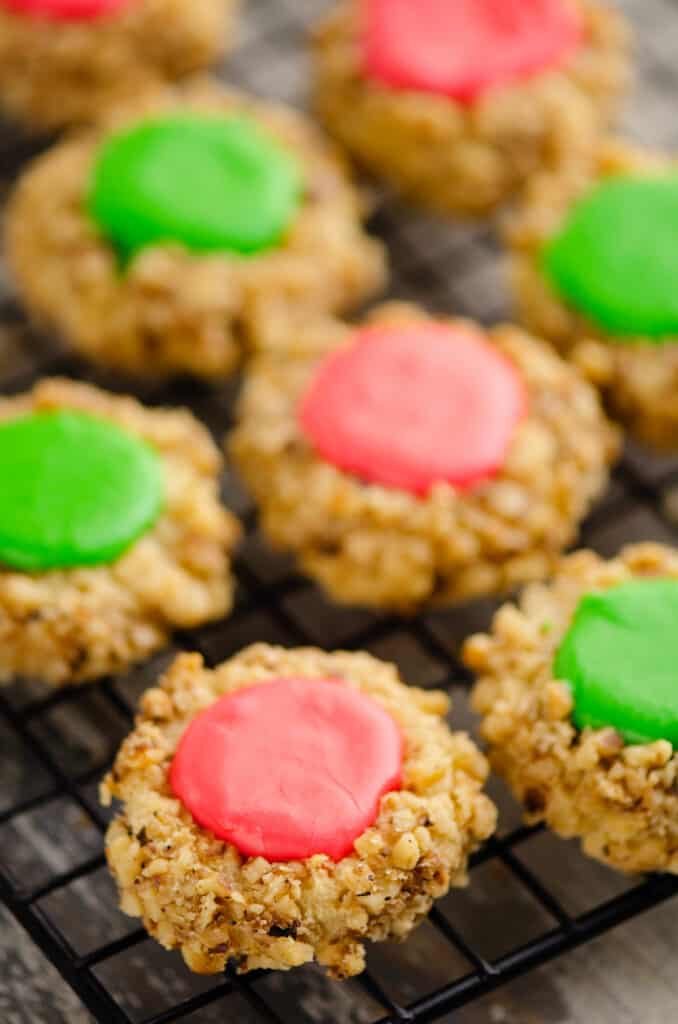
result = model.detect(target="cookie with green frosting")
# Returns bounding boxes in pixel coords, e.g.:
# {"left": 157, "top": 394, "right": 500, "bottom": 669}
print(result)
{"left": 555, "top": 578, "right": 678, "bottom": 747}
{"left": 5, "top": 84, "right": 386, "bottom": 381}
{"left": 0, "top": 379, "right": 240, "bottom": 688}
{"left": 468, "top": 546, "right": 678, "bottom": 876}
{"left": 510, "top": 141, "right": 678, "bottom": 449}
{"left": 89, "top": 114, "right": 303, "bottom": 261}
{"left": 0, "top": 410, "right": 163, "bottom": 571}
{"left": 544, "top": 175, "right": 678, "bottom": 340}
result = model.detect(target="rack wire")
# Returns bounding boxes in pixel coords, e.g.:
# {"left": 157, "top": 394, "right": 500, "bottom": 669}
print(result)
{"left": 2, "top": 0, "right": 678, "bottom": 1021}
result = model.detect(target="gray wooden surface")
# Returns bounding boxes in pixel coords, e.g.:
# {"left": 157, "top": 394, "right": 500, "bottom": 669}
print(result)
{"left": 2, "top": 0, "right": 678, "bottom": 1022}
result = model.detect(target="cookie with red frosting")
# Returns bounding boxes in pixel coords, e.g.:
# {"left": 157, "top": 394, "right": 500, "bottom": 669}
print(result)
{"left": 312, "top": 0, "right": 630, "bottom": 215}
{"left": 0, "top": 0, "right": 237, "bottom": 131}
{"left": 509, "top": 139, "right": 678, "bottom": 449}
{"left": 102, "top": 643, "right": 496, "bottom": 977}
{"left": 230, "top": 303, "right": 618, "bottom": 611}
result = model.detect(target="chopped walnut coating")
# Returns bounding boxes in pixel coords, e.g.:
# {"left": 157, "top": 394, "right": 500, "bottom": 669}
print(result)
{"left": 230, "top": 302, "right": 618, "bottom": 611}
{"left": 0, "top": 378, "right": 240, "bottom": 687}
{"left": 0, "top": 0, "right": 237, "bottom": 131}
{"left": 509, "top": 139, "right": 678, "bottom": 447}
{"left": 468, "top": 544, "right": 678, "bottom": 874}
{"left": 312, "top": 0, "right": 630, "bottom": 215}
{"left": 5, "top": 80, "right": 386, "bottom": 379}
{"left": 102, "top": 644, "right": 496, "bottom": 977}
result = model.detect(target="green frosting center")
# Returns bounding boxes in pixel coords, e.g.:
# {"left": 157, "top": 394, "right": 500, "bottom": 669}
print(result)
{"left": 88, "top": 114, "right": 303, "bottom": 261}
{"left": 0, "top": 410, "right": 163, "bottom": 571}
{"left": 554, "top": 578, "right": 678, "bottom": 746}
{"left": 543, "top": 175, "right": 678, "bottom": 340}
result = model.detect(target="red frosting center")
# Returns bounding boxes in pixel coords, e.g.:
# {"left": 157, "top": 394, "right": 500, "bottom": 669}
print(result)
{"left": 170, "top": 677, "right": 404, "bottom": 863}
{"left": 299, "top": 324, "right": 526, "bottom": 496}
{"left": 2, "top": 0, "right": 128, "bottom": 19}
{"left": 363, "top": 0, "right": 582, "bottom": 102}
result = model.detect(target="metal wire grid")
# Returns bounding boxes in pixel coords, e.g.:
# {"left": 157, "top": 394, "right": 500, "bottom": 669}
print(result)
{"left": 1, "top": 0, "right": 678, "bottom": 1021}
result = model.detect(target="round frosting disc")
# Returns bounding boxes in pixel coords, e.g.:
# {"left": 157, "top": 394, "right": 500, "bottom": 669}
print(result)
{"left": 0, "top": 410, "right": 163, "bottom": 571}
{"left": 555, "top": 578, "right": 678, "bottom": 746}
{"left": 298, "top": 324, "right": 526, "bottom": 495}
{"left": 1, "top": 0, "right": 128, "bottom": 19}
{"left": 89, "top": 115, "right": 303, "bottom": 260}
{"left": 543, "top": 176, "right": 678, "bottom": 338}
{"left": 363, "top": 0, "right": 582, "bottom": 102}
{"left": 170, "top": 677, "right": 404, "bottom": 862}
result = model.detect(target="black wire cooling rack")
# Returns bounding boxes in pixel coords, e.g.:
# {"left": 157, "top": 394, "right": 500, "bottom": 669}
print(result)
{"left": 2, "top": 1, "right": 678, "bottom": 1022}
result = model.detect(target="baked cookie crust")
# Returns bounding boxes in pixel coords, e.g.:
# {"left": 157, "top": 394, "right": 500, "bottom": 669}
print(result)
{"left": 468, "top": 543, "right": 678, "bottom": 875}
{"left": 0, "top": 377, "right": 240, "bottom": 687}
{"left": 311, "top": 0, "right": 630, "bottom": 216}
{"left": 101, "top": 643, "right": 496, "bottom": 978}
{"left": 229, "top": 303, "right": 619, "bottom": 612}
{"left": 0, "top": 0, "right": 237, "bottom": 132}
{"left": 5, "top": 80, "right": 387, "bottom": 379}
{"left": 509, "top": 139, "right": 678, "bottom": 448}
